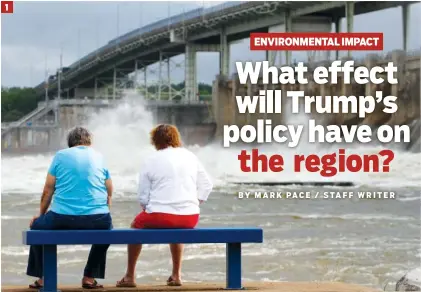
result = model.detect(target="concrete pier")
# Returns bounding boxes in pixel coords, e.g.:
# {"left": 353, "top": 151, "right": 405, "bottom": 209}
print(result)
{"left": 2, "top": 282, "right": 379, "bottom": 292}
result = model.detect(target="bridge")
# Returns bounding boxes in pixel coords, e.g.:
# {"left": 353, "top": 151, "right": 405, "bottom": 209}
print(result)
{"left": 2, "top": 1, "right": 420, "bottom": 152}
{"left": 34, "top": 1, "right": 416, "bottom": 102}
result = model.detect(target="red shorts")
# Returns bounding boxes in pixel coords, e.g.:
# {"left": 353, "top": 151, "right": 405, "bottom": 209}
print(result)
{"left": 132, "top": 212, "right": 199, "bottom": 229}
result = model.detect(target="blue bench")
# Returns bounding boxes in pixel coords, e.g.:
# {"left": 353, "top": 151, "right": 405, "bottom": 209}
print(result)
{"left": 23, "top": 227, "right": 263, "bottom": 292}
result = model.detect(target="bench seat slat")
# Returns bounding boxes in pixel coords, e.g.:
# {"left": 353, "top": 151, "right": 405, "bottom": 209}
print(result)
{"left": 23, "top": 228, "right": 263, "bottom": 245}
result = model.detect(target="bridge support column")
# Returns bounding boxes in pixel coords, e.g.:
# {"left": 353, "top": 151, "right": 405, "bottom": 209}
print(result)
{"left": 158, "top": 51, "right": 163, "bottom": 100}
{"left": 166, "top": 56, "right": 171, "bottom": 100}
{"left": 334, "top": 17, "right": 341, "bottom": 60}
{"left": 391, "top": 50, "right": 406, "bottom": 97}
{"left": 266, "top": 51, "right": 275, "bottom": 67}
{"left": 142, "top": 63, "right": 147, "bottom": 99}
{"left": 155, "top": 52, "right": 185, "bottom": 101}
{"left": 113, "top": 67, "right": 117, "bottom": 100}
{"left": 16, "top": 128, "right": 21, "bottom": 149}
{"left": 134, "top": 60, "right": 138, "bottom": 91}
{"left": 220, "top": 27, "right": 230, "bottom": 76}
{"left": 284, "top": 9, "right": 292, "bottom": 65}
{"left": 155, "top": 51, "right": 174, "bottom": 100}
{"left": 54, "top": 104, "right": 59, "bottom": 126}
{"left": 185, "top": 43, "right": 197, "bottom": 102}
{"left": 94, "top": 78, "right": 98, "bottom": 99}
{"left": 402, "top": 3, "right": 409, "bottom": 51}
{"left": 364, "top": 54, "right": 378, "bottom": 99}
{"left": 47, "top": 128, "right": 52, "bottom": 147}
{"left": 345, "top": 1, "right": 354, "bottom": 58}
{"left": 267, "top": 25, "right": 281, "bottom": 66}
{"left": 134, "top": 60, "right": 149, "bottom": 99}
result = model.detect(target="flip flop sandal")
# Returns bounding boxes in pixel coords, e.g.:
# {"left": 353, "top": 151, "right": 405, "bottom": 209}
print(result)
{"left": 116, "top": 277, "right": 137, "bottom": 288}
{"left": 29, "top": 280, "right": 43, "bottom": 289}
{"left": 82, "top": 279, "right": 104, "bottom": 289}
{"left": 167, "top": 276, "right": 182, "bottom": 286}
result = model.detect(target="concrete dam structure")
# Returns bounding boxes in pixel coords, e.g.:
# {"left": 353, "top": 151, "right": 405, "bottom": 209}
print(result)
{"left": 1, "top": 100, "right": 215, "bottom": 153}
{"left": 2, "top": 49, "right": 420, "bottom": 153}
{"left": 212, "top": 50, "right": 421, "bottom": 152}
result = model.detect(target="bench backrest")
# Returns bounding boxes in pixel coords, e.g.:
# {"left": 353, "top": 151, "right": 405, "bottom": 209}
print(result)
{"left": 23, "top": 228, "right": 263, "bottom": 245}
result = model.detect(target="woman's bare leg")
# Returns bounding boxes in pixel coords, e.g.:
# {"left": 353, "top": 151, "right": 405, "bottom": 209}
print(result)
{"left": 120, "top": 221, "right": 143, "bottom": 284}
{"left": 169, "top": 244, "right": 184, "bottom": 281}
{"left": 124, "top": 244, "right": 142, "bottom": 281}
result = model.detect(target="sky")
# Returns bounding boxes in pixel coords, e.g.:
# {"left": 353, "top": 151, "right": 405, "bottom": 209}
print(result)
{"left": 1, "top": 1, "right": 420, "bottom": 87}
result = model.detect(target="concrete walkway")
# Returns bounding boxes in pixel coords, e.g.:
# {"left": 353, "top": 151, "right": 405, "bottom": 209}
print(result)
{"left": 2, "top": 282, "right": 381, "bottom": 292}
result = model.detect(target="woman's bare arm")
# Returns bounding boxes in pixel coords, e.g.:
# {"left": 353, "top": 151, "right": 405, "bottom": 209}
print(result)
{"left": 39, "top": 174, "right": 56, "bottom": 215}
{"left": 105, "top": 178, "right": 113, "bottom": 209}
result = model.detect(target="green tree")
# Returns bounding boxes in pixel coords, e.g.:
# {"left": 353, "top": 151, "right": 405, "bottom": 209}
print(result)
{"left": 1, "top": 87, "right": 40, "bottom": 122}
{"left": 1, "top": 82, "right": 214, "bottom": 122}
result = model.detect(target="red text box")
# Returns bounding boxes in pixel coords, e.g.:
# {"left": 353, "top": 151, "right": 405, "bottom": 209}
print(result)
{"left": 1, "top": 1, "right": 13, "bottom": 13}
{"left": 250, "top": 32, "right": 384, "bottom": 51}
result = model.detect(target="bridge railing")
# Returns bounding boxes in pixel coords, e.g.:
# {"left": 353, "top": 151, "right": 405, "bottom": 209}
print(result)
{"left": 37, "top": 99, "right": 210, "bottom": 108}
{"left": 37, "top": 100, "right": 113, "bottom": 108}
{"left": 7, "top": 98, "right": 212, "bottom": 131}
{"left": 2, "top": 122, "right": 13, "bottom": 129}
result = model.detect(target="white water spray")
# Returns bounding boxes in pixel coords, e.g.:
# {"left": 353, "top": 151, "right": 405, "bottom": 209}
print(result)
{"left": 2, "top": 92, "right": 421, "bottom": 195}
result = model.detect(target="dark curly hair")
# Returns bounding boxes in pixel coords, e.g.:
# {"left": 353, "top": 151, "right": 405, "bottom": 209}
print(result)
{"left": 150, "top": 124, "right": 182, "bottom": 150}
{"left": 67, "top": 127, "right": 92, "bottom": 148}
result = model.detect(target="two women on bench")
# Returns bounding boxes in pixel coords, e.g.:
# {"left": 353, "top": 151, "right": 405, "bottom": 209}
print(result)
{"left": 26, "top": 124, "right": 213, "bottom": 289}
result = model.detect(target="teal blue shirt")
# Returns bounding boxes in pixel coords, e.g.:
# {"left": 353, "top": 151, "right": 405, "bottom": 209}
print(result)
{"left": 49, "top": 146, "right": 110, "bottom": 215}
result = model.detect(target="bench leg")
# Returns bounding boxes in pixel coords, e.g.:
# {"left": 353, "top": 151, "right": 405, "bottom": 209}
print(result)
{"left": 226, "top": 243, "right": 243, "bottom": 290}
{"left": 42, "top": 245, "right": 59, "bottom": 292}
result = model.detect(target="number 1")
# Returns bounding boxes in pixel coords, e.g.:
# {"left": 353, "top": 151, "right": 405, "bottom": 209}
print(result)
{"left": 1, "top": 1, "right": 14, "bottom": 13}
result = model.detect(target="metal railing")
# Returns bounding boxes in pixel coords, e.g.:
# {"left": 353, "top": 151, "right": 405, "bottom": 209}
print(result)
{"left": 3, "top": 98, "right": 211, "bottom": 131}
{"left": 36, "top": 99, "right": 210, "bottom": 108}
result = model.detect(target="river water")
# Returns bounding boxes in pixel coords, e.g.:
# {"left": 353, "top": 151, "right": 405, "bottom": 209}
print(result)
{"left": 1, "top": 99, "right": 420, "bottom": 289}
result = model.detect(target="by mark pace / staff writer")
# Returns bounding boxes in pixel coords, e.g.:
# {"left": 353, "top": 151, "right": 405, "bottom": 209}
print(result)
{"left": 237, "top": 191, "right": 396, "bottom": 199}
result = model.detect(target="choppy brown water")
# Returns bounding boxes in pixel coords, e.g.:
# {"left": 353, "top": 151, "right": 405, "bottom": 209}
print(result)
{"left": 2, "top": 102, "right": 420, "bottom": 289}
{"left": 2, "top": 185, "right": 420, "bottom": 290}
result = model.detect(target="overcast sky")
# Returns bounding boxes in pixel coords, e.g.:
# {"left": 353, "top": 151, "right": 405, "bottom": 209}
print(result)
{"left": 1, "top": 1, "right": 420, "bottom": 87}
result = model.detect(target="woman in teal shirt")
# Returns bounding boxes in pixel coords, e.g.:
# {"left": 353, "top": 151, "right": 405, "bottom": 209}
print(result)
{"left": 27, "top": 127, "right": 113, "bottom": 290}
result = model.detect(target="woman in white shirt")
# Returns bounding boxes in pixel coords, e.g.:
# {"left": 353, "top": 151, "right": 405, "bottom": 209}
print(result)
{"left": 117, "top": 124, "right": 213, "bottom": 288}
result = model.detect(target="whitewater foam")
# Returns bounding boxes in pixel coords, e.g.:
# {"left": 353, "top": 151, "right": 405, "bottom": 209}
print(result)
{"left": 2, "top": 93, "right": 420, "bottom": 195}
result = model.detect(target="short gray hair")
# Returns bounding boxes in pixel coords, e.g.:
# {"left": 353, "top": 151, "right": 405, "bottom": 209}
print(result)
{"left": 67, "top": 127, "right": 92, "bottom": 148}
